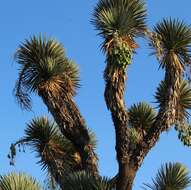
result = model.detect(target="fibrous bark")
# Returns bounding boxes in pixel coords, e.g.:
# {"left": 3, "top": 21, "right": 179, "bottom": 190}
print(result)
{"left": 104, "top": 45, "right": 132, "bottom": 190}
{"left": 127, "top": 54, "right": 184, "bottom": 189}
{"left": 38, "top": 89, "right": 98, "bottom": 177}
{"left": 105, "top": 42, "right": 184, "bottom": 190}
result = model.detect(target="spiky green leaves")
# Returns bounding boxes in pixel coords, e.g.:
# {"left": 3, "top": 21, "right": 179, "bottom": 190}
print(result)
{"left": 144, "top": 162, "right": 191, "bottom": 190}
{"left": 93, "top": 0, "right": 147, "bottom": 69}
{"left": 149, "top": 18, "right": 191, "bottom": 69}
{"left": 10, "top": 117, "right": 97, "bottom": 176}
{"left": 0, "top": 173, "right": 41, "bottom": 190}
{"left": 63, "top": 171, "right": 113, "bottom": 190}
{"left": 129, "top": 102, "right": 156, "bottom": 131}
{"left": 92, "top": 0, "right": 147, "bottom": 39}
{"left": 14, "top": 35, "right": 79, "bottom": 110}
{"left": 155, "top": 80, "right": 191, "bottom": 122}
{"left": 23, "top": 117, "right": 74, "bottom": 170}
{"left": 11, "top": 117, "right": 77, "bottom": 172}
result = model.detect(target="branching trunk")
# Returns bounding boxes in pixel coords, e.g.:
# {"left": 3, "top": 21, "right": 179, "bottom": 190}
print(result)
{"left": 128, "top": 58, "right": 183, "bottom": 186}
{"left": 106, "top": 52, "right": 184, "bottom": 190}
{"left": 39, "top": 90, "right": 98, "bottom": 177}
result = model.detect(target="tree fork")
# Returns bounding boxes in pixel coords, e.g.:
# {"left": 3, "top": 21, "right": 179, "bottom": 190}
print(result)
{"left": 39, "top": 90, "right": 98, "bottom": 176}
{"left": 129, "top": 64, "right": 183, "bottom": 174}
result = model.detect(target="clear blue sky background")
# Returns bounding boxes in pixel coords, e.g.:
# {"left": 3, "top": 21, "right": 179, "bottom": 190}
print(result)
{"left": 1, "top": 0, "right": 191, "bottom": 189}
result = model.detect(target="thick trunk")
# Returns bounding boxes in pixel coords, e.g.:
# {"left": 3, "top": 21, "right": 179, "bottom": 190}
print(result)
{"left": 104, "top": 64, "right": 132, "bottom": 190}
{"left": 114, "top": 115, "right": 131, "bottom": 190}
{"left": 111, "top": 164, "right": 137, "bottom": 190}
{"left": 117, "top": 163, "right": 136, "bottom": 190}
{"left": 39, "top": 91, "right": 98, "bottom": 176}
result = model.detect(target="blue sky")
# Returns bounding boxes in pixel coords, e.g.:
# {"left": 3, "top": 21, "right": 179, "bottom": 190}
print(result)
{"left": 1, "top": 0, "right": 191, "bottom": 189}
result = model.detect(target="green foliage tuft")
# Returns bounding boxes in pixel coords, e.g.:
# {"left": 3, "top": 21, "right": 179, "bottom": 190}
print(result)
{"left": 149, "top": 18, "right": 191, "bottom": 69}
{"left": 144, "top": 162, "right": 191, "bottom": 190}
{"left": 129, "top": 102, "right": 156, "bottom": 131}
{"left": 63, "top": 171, "right": 114, "bottom": 190}
{"left": 92, "top": 0, "right": 147, "bottom": 39}
{"left": 14, "top": 35, "right": 80, "bottom": 110}
{"left": 0, "top": 172, "right": 41, "bottom": 190}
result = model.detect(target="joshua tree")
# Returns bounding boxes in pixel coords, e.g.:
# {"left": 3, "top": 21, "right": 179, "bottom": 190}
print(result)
{"left": 130, "top": 18, "right": 191, "bottom": 187}
{"left": 92, "top": 0, "right": 147, "bottom": 189}
{"left": 14, "top": 36, "right": 98, "bottom": 175}
{"left": 12, "top": 1, "right": 191, "bottom": 190}
{"left": 92, "top": 0, "right": 191, "bottom": 189}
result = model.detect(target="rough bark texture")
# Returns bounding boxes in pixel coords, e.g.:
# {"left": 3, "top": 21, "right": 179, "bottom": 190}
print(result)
{"left": 104, "top": 62, "right": 132, "bottom": 190}
{"left": 105, "top": 50, "right": 183, "bottom": 190}
{"left": 38, "top": 90, "right": 98, "bottom": 177}
{"left": 46, "top": 155, "right": 66, "bottom": 190}
{"left": 127, "top": 56, "right": 183, "bottom": 190}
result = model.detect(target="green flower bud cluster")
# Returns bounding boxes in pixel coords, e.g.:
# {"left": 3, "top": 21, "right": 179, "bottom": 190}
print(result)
{"left": 111, "top": 39, "right": 132, "bottom": 70}
{"left": 175, "top": 123, "right": 191, "bottom": 146}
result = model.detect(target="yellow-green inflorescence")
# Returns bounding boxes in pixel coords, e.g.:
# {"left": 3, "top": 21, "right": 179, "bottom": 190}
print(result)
{"left": 110, "top": 36, "right": 133, "bottom": 70}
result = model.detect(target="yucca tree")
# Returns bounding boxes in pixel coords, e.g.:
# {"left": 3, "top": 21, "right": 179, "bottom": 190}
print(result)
{"left": 92, "top": 4, "right": 191, "bottom": 188}
{"left": 143, "top": 162, "right": 191, "bottom": 190}
{"left": 126, "top": 79, "right": 191, "bottom": 190}
{"left": 0, "top": 172, "right": 41, "bottom": 190}
{"left": 9, "top": 117, "right": 97, "bottom": 189}
{"left": 92, "top": 0, "right": 147, "bottom": 122}
{"left": 92, "top": 0, "right": 147, "bottom": 189}
{"left": 128, "top": 18, "right": 191, "bottom": 189}
{"left": 14, "top": 35, "right": 98, "bottom": 175}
